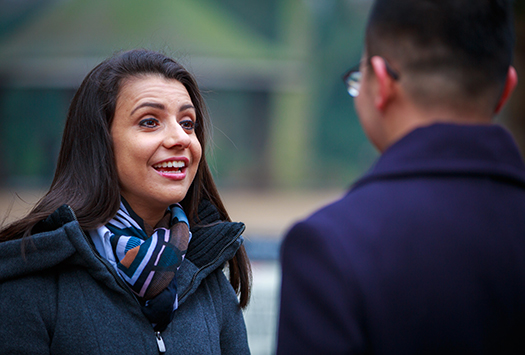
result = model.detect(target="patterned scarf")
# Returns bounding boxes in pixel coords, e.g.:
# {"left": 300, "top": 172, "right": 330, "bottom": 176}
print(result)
{"left": 106, "top": 199, "right": 191, "bottom": 331}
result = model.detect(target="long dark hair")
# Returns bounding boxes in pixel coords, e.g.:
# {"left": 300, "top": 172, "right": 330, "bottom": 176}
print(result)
{"left": 0, "top": 49, "right": 251, "bottom": 307}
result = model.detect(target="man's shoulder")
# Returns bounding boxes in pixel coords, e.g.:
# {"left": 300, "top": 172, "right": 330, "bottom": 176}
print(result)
{"left": 302, "top": 191, "right": 353, "bottom": 222}
{"left": 288, "top": 191, "right": 368, "bottom": 240}
{"left": 303, "top": 184, "right": 390, "bottom": 222}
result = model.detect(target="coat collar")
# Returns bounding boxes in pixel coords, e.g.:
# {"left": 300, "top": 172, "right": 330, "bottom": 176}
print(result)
{"left": 0, "top": 200, "right": 245, "bottom": 308}
{"left": 177, "top": 199, "right": 245, "bottom": 305}
{"left": 353, "top": 123, "right": 525, "bottom": 191}
{"left": 187, "top": 199, "right": 245, "bottom": 268}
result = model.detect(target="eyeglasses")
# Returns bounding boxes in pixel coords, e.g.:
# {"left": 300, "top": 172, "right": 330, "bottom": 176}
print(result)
{"left": 342, "top": 57, "right": 400, "bottom": 97}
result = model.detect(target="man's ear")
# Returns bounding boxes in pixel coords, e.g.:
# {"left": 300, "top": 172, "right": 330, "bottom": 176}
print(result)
{"left": 494, "top": 66, "right": 518, "bottom": 114}
{"left": 370, "top": 56, "right": 397, "bottom": 111}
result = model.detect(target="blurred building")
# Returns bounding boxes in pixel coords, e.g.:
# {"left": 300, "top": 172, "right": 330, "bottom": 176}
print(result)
{"left": 0, "top": 0, "right": 374, "bottom": 190}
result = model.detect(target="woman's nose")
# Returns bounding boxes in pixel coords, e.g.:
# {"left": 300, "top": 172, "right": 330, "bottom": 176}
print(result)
{"left": 163, "top": 121, "right": 191, "bottom": 149}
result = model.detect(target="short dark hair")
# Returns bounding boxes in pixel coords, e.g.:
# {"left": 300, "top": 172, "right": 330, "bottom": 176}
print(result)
{"left": 1, "top": 49, "right": 251, "bottom": 306}
{"left": 365, "top": 0, "right": 515, "bottom": 105}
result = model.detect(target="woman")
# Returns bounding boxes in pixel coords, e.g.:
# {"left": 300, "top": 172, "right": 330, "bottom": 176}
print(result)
{"left": 0, "top": 49, "right": 251, "bottom": 354}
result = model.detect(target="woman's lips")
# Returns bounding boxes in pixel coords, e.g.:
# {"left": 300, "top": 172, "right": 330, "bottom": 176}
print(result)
{"left": 152, "top": 159, "right": 188, "bottom": 179}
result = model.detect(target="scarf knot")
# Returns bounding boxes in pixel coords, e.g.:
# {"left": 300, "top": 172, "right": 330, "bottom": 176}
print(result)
{"left": 106, "top": 200, "right": 191, "bottom": 331}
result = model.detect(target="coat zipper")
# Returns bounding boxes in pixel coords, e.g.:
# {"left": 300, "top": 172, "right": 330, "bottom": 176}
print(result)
{"left": 66, "top": 206, "right": 166, "bottom": 354}
{"left": 155, "top": 332, "right": 166, "bottom": 353}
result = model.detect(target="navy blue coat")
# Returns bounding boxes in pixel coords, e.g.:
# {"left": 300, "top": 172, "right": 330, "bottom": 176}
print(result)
{"left": 278, "top": 123, "right": 525, "bottom": 354}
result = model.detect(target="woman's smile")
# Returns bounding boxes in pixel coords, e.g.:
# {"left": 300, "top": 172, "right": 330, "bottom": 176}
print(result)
{"left": 152, "top": 157, "right": 189, "bottom": 178}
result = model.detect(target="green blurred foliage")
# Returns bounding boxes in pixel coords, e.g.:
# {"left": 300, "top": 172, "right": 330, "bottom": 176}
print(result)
{"left": 0, "top": 0, "right": 374, "bottom": 189}
{"left": 310, "top": 1, "right": 377, "bottom": 185}
{"left": 0, "top": 88, "right": 70, "bottom": 186}
{"left": 516, "top": 0, "right": 525, "bottom": 17}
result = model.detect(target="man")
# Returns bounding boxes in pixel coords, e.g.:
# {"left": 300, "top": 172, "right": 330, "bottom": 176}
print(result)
{"left": 277, "top": 0, "right": 525, "bottom": 354}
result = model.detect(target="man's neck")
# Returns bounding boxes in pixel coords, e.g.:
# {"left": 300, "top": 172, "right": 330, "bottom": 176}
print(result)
{"left": 380, "top": 102, "right": 493, "bottom": 152}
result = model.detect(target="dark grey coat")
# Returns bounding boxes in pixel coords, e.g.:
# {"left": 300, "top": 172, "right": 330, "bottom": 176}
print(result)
{"left": 0, "top": 202, "right": 250, "bottom": 354}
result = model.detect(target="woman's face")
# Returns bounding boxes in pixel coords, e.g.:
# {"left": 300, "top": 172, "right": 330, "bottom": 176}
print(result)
{"left": 111, "top": 74, "right": 202, "bottom": 224}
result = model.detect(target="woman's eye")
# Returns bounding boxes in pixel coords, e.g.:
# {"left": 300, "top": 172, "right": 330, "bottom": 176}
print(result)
{"left": 139, "top": 118, "right": 159, "bottom": 128}
{"left": 180, "top": 119, "right": 196, "bottom": 131}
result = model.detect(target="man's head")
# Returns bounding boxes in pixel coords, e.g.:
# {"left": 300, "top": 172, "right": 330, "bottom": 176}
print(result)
{"left": 355, "top": 0, "right": 517, "bottom": 151}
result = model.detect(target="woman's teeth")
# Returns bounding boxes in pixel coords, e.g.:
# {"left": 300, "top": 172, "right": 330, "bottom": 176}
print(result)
{"left": 155, "top": 161, "right": 185, "bottom": 168}
{"left": 154, "top": 161, "right": 185, "bottom": 173}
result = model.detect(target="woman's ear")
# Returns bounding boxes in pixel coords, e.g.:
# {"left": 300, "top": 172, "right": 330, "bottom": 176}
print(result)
{"left": 370, "top": 56, "right": 397, "bottom": 112}
{"left": 494, "top": 66, "right": 518, "bottom": 114}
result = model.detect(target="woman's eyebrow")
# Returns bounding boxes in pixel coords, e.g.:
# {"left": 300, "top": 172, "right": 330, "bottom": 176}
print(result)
{"left": 130, "top": 102, "right": 165, "bottom": 115}
{"left": 179, "top": 104, "right": 196, "bottom": 112}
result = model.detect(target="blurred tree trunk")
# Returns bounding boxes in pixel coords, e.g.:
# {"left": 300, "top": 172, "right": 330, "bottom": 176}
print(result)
{"left": 505, "top": 2, "right": 525, "bottom": 154}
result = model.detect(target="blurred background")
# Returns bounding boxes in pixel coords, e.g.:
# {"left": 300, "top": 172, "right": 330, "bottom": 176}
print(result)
{"left": 1, "top": 1, "right": 524, "bottom": 354}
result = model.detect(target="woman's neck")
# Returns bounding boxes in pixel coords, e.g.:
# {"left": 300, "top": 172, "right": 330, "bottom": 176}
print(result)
{"left": 121, "top": 196, "right": 166, "bottom": 228}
